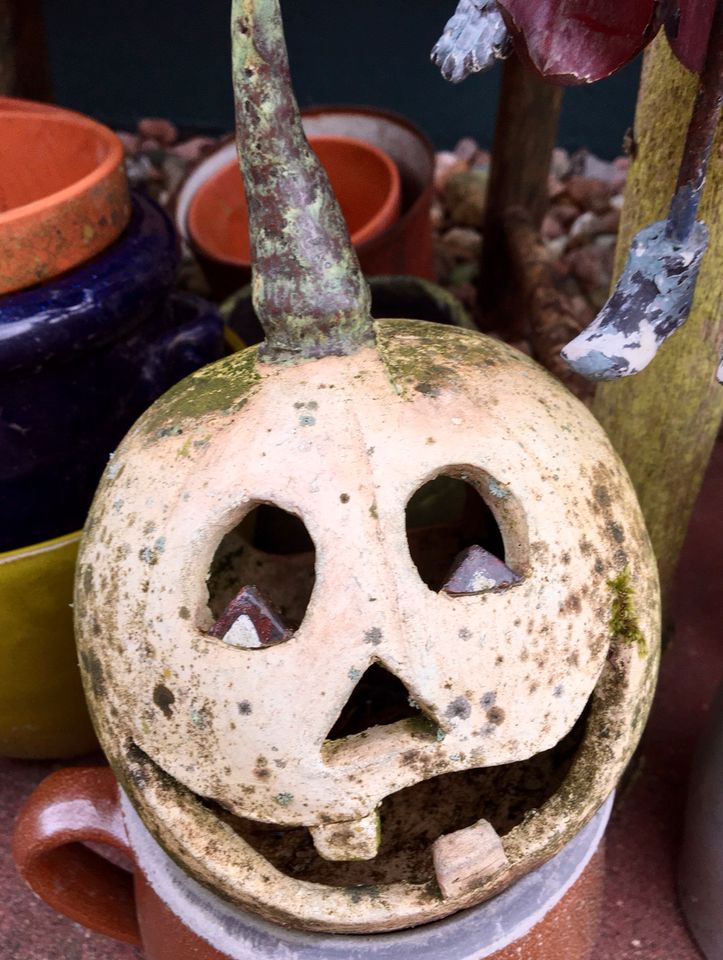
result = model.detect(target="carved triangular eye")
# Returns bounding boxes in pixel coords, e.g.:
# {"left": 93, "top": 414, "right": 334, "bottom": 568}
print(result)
{"left": 326, "top": 663, "right": 436, "bottom": 741}
{"left": 406, "top": 471, "right": 520, "bottom": 593}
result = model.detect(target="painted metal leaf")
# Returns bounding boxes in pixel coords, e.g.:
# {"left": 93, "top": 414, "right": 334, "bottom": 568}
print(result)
{"left": 561, "top": 219, "right": 709, "bottom": 380}
{"left": 499, "top": 0, "right": 662, "bottom": 83}
{"left": 666, "top": 0, "right": 717, "bottom": 74}
{"left": 432, "top": 0, "right": 512, "bottom": 83}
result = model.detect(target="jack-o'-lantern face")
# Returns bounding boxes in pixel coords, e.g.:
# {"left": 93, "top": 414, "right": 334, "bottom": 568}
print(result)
{"left": 75, "top": 321, "right": 660, "bottom": 932}
{"left": 75, "top": 0, "right": 659, "bottom": 933}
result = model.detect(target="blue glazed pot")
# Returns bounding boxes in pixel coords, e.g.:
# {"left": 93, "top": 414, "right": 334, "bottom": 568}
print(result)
{"left": 0, "top": 193, "right": 224, "bottom": 551}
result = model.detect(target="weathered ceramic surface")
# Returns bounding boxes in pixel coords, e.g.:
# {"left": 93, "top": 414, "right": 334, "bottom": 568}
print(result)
{"left": 432, "top": 0, "right": 512, "bottom": 84}
{"left": 75, "top": 319, "right": 660, "bottom": 931}
{"left": 562, "top": 219, "right": 709, "bottom": 381}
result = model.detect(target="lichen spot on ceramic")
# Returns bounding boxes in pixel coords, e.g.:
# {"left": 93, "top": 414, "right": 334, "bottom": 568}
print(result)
{"left": 75, "top": 320, "right": 660, "bottom": 933}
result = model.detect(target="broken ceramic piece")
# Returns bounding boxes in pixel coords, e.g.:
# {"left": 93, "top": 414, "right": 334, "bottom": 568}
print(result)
{"left": 443, "top": 545, "right": 521, "bottom": 594}
{"left": 209, "top": 585, "right": 290, "bottom": 648}
{"left": 310, "top": 810, "right": 381, "bottom": 862}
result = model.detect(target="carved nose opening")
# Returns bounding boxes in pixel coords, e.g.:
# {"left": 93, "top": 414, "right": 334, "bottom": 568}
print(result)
{"left": 326, "top": 663, "right": 437, "bottom": 741}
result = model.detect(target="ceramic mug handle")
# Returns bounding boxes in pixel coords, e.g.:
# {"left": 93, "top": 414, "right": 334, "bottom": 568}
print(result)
{"left": 13, "top": 765, "right": 141, "bottom": 946}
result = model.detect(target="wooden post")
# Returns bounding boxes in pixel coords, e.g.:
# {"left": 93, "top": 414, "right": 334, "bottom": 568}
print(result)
{"left": 503, "top": 207, "right": 594, "bottom": 401}
{"left": 592, "top": 35, "right": 723, "bottom": 602}
{"left": 0, "top": 0, "right": 15, "bottom": 95}
{"left": 0, "top": 0, "right": 52, "bottom": 101}
{"left": 479, "top": 55, "right": 562, "bottom": 319}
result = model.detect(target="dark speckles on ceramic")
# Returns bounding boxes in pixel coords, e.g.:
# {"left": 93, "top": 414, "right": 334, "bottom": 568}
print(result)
{"left": 153, "top": 684, "right": 176, "bottom": 719}
{"left": 363, "top": 628, "right": 383, "bottom": 646}
{"left": 80, "top": 650, "right": 106, "bottom": 699}
{"left": 445, "top": 696, "right": 471, "bottom": 720}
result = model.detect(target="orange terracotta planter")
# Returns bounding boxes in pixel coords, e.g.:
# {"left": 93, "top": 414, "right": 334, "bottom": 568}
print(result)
{"left": 173, "top": 108, "right": 435, "bottom": 301}
{"left": 187, "top": 134, "right": 400, "bottom": 270}
{"left": 0, "top": 95, "right": 63, "bottom": 114}
{"left": 0, "top": 108, "right": 130, "bottom": 295}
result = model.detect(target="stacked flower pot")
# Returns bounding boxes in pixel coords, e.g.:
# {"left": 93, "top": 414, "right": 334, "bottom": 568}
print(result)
{"left": 0, "top": 98, "right": 224, "bottom": 759}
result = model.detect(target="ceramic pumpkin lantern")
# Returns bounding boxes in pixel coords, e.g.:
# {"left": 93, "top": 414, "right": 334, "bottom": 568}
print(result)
{"left": 74, "top": 0, "right": 660, "bottom": 935}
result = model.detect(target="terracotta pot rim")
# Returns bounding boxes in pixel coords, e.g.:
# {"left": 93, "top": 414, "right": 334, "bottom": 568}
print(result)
{"left": 301, "top": 102, "right": 436, "bottom": 157}
{"left": 171, "top": 104, "right": 434, "bottom": 247}
{"left": 121, "top": 789, "right": 612, "bottom": 959}
{"left": 0, "top": 109, "right": 124, "bottom": 227}
{"left": 0, "top": 95, "right": 66, "bottom": 114}
{"left": 186, "top": 133, "right": 401, "bottom": 269}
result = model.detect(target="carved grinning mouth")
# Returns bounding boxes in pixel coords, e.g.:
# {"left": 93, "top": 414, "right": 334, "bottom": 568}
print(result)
{"left": 201, "top": 700, "right": 590, "bottom": 889}
{"left": 126, "top": 693, "right": 591, "bottom": 891}
{"left": 119, "top": 623, "right": 647, "bottom": 933}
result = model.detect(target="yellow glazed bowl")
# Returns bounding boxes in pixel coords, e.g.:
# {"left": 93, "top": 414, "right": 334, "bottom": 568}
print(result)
{"left": 0, "top": 531, "right": 97, "bottom": 758}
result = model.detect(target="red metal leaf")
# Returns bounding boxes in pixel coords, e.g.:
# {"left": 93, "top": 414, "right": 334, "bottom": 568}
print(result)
{"left": 499, "top": 0, "right": 663, "bottom": 83}
{"left": 666, "top": 0, "right": 717, "bottom": 74}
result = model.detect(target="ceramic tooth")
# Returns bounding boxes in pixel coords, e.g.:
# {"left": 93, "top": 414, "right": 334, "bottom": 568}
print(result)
{"left": 432, "top": 818, "right": 509, "bottom": 898}
{"left": 310, "top": 809, "right": 381, "bottom": 862}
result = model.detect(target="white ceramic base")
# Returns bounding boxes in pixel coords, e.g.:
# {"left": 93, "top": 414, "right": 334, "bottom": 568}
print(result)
{"left": 121, "top": 791, "right": 612, "bottom": 960}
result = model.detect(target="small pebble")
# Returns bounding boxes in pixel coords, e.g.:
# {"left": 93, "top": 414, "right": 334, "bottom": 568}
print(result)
{"left": 138, "top": 117, "right": 178, "bottom": 146}
{"left": 541, "top": 213, "right": 563, "bottom": 240}
{"left": 170, "top": 136, "right": 217, "bottom": 161}
{"left": 453, "top": 136, "right": 480, "bottom": 165}
{"left": 564, "top": 175, "right": 614, "bottom": 214}
{"left": 434, "top": 151, "right": 467, "bottom": 192}
{"left": 444, "top": 170, "right": 488, "bottom": 228}
{"left": 442, "top": 226, "right": 482, "bottom": 261}
{"left": 550, "top": 146, "right": 571, "bottom": 180}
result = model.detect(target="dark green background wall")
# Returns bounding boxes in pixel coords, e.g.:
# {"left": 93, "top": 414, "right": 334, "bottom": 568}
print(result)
{"left": 41, "top": 0, "right": 640, "bottom": 157}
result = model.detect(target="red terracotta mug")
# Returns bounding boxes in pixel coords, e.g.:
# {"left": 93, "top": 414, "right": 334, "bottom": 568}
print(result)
{"left": 13, "top": 766, "right": 609, "bottom": 960}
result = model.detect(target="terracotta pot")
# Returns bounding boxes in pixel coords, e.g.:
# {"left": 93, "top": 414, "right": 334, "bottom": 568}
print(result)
{"left": 0, "top": 108, "right": 131, "bottom": 295}
{"left": 187, "top": 134, "right": 400, "bottom": 277}
{"left": 0, "top": 191, "right": 224, "bottom": 553}
{"left": 678, "top": 682, "right": 723, "bottom": 959}
{"left": 222, "top": 273, "right": 474, "bottom": 347}
{"left": 14, "top": 766, "right": 609, "bottom": 959}
{"left": 0, "top": 531, "right": 97, "bottom": 759}
{"left": 173, "top": 107, "right": 434, "bottom": 299}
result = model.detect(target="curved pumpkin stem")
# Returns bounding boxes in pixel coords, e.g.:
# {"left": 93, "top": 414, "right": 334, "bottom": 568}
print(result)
{"left": 231, "top": 0, "right": 373, "bottom": 363}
